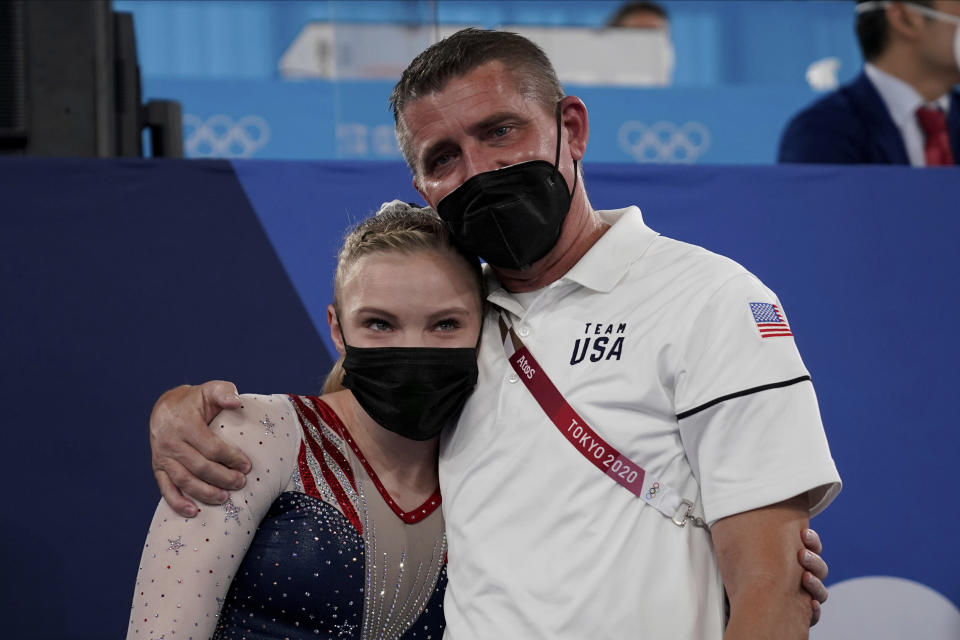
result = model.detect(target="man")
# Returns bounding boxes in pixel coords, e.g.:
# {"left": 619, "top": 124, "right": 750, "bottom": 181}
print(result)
{"left": 606, "top": 1, "right": 675, "bottom": 85}
{"left": 151, "top": 29, "right": 840, "bottom": 638}
{"left": 607, "top": 0, "right": 669, "bottom": 30}
{"left": 779, "top": 0, "right": 960, "bottom": 165}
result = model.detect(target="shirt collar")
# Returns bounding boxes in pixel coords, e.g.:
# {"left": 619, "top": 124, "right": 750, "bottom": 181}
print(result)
{"left": 864, "top": 63, "right": 951, "bottom": 126}
{"left": 563, "top": 206, "right": 659, "bottom": 292}
{"left": 486, "top": 206, "right": 659, "bottom": 311}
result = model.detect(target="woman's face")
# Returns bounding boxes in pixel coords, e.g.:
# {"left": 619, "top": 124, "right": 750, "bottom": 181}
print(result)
{"left": 329, "top": 248, "right": 483, "bottom": 352}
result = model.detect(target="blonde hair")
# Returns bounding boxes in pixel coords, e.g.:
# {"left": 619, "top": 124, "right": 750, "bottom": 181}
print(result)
{"left": 321, "top": 201, "right": 484, "bottom": 394}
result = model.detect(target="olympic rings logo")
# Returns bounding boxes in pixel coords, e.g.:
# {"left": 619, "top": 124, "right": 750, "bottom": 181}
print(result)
{"left": 645, "top": 481, "right": 661, "bottom": 500}
{"left": 183, "top": 114, "right": 270, "bottom": 158}
{"left": 336, "top": 123, "right": 401, "bottom": 157}
{"left": 617, "top": 120, "right": 711, "bottom": 164}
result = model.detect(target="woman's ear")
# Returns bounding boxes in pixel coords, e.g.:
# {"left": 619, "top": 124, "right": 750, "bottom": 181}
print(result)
{"left": 328, "top": 304, "right": 346, "bottom": 356}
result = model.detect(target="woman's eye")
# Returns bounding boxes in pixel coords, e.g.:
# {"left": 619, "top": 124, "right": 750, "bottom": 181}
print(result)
{"left": 365, "top": 319, "right": 392, "bottom": 332}
{"left": 434, "top": 318, "right": 461, "bottom": 332}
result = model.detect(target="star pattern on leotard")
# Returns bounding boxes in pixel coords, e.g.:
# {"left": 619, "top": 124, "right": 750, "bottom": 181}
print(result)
{"left": 335, "top": 619, "right": 357, "bottom": 637}
{"left": 223, "top": 497, "right": 243, "bottom": 525}
{"left": 167, "top": 536, "right": 184, "bottom": 555}
{"left": 260, "top": 414, "right": 276, "bottom": 435}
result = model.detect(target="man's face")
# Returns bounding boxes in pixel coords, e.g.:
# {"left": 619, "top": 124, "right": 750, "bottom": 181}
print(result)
{"left": 614, "top": 10, "right": 667, "bottom": 30}
{"left": 918, "top": 1, "right": 960, "bottom": 82}
{"left": 401, "top": 60, "right": 576, "bottom": 209}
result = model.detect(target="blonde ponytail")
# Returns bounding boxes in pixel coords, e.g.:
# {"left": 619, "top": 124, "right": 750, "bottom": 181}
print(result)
{"left": 321, "top": 355, "right": 347, "bottom": 394}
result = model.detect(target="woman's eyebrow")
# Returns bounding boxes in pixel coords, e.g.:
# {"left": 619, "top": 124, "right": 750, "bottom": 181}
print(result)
{"left": 353, "top": 307, "right": 400, "bottom": 321}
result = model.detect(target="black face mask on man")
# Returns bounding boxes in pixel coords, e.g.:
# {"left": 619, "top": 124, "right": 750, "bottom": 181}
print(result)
{"left": 337, "top": 315, "right": 479, "bottom": 441}
{"left": 436, "top": 102, "right": 578, "bottom": 271}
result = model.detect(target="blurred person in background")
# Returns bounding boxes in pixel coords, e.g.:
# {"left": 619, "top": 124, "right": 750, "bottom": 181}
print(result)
{"left": 607, "top": 1, "right": 675, "bottom": 84}
{"left": 607, "top": 0, "right": 669, "bottom": 30}
{"left": 779, "top": 0, "right": 960, "bottom": 165}
{"left": 149, "top": 28, "right": 839, "bottom": 639}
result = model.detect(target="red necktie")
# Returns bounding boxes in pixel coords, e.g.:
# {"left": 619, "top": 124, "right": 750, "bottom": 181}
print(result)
{"left": 915, "top": 106, "right": 955, "bottom": 166}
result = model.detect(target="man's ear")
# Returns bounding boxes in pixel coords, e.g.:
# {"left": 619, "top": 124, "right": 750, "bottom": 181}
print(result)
{"left": 328, "top": 304, "right": 346, "bottom": 356}
{"left": 886, "top": 2, "right": 924, "bottom": 41}
{"left": 560, "top": 95, "right": 590, "bottom": 162}
{"left": 412, "top": 174, "right": 431, "bottom": 206}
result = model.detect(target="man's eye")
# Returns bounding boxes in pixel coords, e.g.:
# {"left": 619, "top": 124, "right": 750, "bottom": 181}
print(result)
{"left": 491, "top": 126, "right": 511, "bottom": 138}
{"left": 433, "top": 153, "right": 452, "bottom": 168}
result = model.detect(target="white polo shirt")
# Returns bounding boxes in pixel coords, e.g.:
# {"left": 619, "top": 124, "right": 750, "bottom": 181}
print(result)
{"left": 439, "top": 206, "right": 841, "bottom": 639}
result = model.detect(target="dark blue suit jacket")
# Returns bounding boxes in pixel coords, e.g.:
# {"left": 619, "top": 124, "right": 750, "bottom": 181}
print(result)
{"left": 778, "top": 72, "right": 960, "bottom": 164}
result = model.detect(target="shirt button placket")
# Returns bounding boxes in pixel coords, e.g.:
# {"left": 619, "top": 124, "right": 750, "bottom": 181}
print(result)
{"left": 510, "top": 323, "right": 530, "bottom": 382}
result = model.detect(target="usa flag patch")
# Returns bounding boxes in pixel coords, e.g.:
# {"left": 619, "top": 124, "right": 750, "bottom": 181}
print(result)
{"left": 750, "top": 302, "right": 793, "bottom": 338}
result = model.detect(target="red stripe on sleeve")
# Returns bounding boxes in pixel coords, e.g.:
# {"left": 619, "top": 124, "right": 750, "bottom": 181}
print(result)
{"left": 289, "top": 395, "right": 358, "bottom": 492}
{"left": 301, "top": 425, "right": 364, "bottom": 534}
{"left": 288, "top": 395, "right": 364, "bottom": 534}
{"left": 296, "top": 442, "right": 322, "bottom": 500}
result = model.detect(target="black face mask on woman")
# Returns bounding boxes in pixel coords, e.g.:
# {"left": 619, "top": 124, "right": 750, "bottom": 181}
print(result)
{"left": 436, "top": 102, "right": 578, "bottom": 271}
{"left": 338, "top": 319, "right": 479, "bottom": 441}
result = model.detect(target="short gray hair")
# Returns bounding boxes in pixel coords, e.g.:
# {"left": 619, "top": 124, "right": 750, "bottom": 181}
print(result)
{"left": 390, "top": 28, "right": 565, "bottom": 174}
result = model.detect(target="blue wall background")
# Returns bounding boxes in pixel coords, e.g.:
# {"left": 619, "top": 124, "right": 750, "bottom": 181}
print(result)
{"left": 114, "top": 0, "right": 864, "bottom": 87}
{"left": 114, "top": 0, "right": 870, "bottom": 164}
